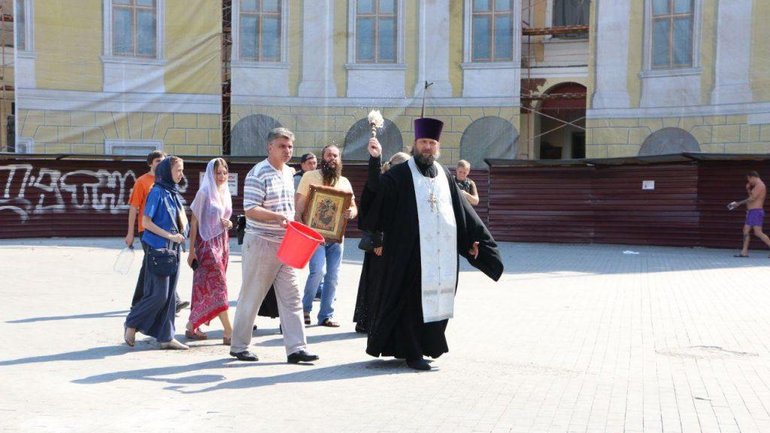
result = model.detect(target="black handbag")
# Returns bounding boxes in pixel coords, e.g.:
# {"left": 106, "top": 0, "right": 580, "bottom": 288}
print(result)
{"left": 235, "top": 214, "right": 246, "bottom": 245}
{"left": 357, "top": 230, "right": 382, "bottom": 252}
{"left": 147, "top": 196, "right": 182, "bottom": 276}
{"left": 147, "top": 247, "right": 179, "bottom": 276}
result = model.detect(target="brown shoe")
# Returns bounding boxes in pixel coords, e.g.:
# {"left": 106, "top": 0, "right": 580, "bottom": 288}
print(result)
{"left": 320, "top": 318, "right": 340, "bottom": 327}
{"left": 185, "top": 329, "right": 208, "bottom": 340}
{"left": 303, "top": 312, "right": 311, "bottom": 325}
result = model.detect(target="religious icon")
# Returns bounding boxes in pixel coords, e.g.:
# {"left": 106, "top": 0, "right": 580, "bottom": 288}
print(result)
{"left": 303, "top": 185, "right": 353, "bottom": 243}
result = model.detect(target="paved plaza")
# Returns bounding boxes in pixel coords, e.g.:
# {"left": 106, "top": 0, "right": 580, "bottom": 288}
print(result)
{"left": 2, "top": 237, "right": 770, "bottom": 433}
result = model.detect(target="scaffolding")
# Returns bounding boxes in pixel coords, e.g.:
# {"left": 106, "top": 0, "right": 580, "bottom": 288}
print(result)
{"left": 521, "top": 0, "right": 589, "bottom": 159}
{"left": 222, "top": 0, "right": 232, "bottom": 155}
{"left": 0, "top": 0, "right": 13, "bottom": 152}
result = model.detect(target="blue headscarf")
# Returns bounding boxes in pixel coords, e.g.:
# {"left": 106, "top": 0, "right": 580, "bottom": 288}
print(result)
{"left": 154, "top": 157, "right": 184, "bottom": 209}
{"left": 154, "top": 157, "right": 179, "bottom": 193}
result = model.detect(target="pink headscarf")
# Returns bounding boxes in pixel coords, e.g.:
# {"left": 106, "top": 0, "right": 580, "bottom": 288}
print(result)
{"left": 191, "top": 158, "right": 233, "bottom": 242}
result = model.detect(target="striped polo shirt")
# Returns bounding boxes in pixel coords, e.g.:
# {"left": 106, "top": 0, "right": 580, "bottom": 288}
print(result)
{"left": 243, "top": 159, "right": 296, "bottom": 242}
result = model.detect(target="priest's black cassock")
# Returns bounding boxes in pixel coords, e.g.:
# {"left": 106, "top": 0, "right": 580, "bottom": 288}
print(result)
{"left": 362, "top": 155, "right": 504, "bottom": 361}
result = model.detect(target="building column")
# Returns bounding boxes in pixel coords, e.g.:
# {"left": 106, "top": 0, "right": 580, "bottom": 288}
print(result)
{"left": 591, "top": 0, "right": 630, "bottom": 108}
{"left": 298, "top": 0, "right": 337, "bottom": 97}
{"left": 413, "top": 2, "right": 452, "bottom": 97}
{"left": 710, "top": 0, "right": 753, "bottom": 104}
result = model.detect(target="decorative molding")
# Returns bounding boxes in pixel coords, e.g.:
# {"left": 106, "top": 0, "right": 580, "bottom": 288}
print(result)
{"left": 231, "top": 63, "right": 290, "bottom": 96}
{"left": 588, "top": 101, "right": 770, "bottom": 120}
{"left": 231, "top": 95, "right": 521, "bottom": 108}
{"left": 17, "top": 89, "right": 221, "bottom": 114}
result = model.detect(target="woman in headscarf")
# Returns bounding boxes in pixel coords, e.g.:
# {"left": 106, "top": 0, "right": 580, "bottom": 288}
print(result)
{"left": 353, "top": 151, "right": 410, "bottom": 333}
{"left": 185, "top": 158, "right": 234, "bottom": 345}
{"left": 124, "top": 156, "right": 189, "bottom": 350}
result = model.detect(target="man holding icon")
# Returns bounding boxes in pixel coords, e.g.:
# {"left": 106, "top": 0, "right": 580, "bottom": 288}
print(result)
{"left": 229, "top": 127, "right": 319, "bottom": 363}
{"left": 295, "top": 144, "right": 357, "bottom": 327}
{"left": 728, "top": 171, "right": 770, "bottom": 257}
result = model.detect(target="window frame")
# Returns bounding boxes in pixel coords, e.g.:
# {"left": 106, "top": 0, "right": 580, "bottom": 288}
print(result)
{"left": 102, "top": 0, "right": 164, "bottom": 62}
{"left": 468, "top": 0, "right": 515, "bottom": 63}
{"left": 15, "top": 0, "right": 34, "bottom": 54}
{"left": 642, "top": 0, "right": 701, "bottom": 74}
{"left": 548, "top": 0, "right": 589, "bottom": 40}
{"left": 352, "top": 0, "right": 398, "bottom": 64}
{"left": 104, "top": 139, "right": 163, "bottom": 156}
{"left": 232, "top": 0, "right": 288, "bottom": 64}
{"left": 347, "top": 0, "right": 404, "bottom": 66}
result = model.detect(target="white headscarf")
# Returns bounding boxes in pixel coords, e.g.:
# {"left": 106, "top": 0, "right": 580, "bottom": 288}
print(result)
{"left": 191, "top": 158, "right": 233, "bottom": 242}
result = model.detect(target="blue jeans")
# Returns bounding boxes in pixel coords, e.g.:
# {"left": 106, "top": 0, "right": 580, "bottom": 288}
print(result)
{"left": 303, "top": 242, "right": 343, "bottom": 323}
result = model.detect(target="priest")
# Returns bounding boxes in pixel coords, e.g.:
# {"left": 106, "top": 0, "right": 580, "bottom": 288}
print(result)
{"left": 362, "top": 117, "right": 504, "bottom": 371}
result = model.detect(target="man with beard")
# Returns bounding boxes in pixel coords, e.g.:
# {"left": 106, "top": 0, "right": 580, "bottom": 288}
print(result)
{"left": 295, "top": 144, "right": 357, "bottom": 327}
{"left": 362, "top": 117, "right": 503, "bottom": 371}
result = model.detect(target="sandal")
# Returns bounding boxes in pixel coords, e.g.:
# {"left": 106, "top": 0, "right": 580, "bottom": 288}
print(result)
{"left": 304, "top": 312, "right": 311, "bottom": 325}
{"left": 185, "top": 329, "right": 208, "bottom": 340}
{"left": 321, "top": 318, "right": 340, "bottom": 328}
{"left": 223, "top": 336, "right": 231, "bottom": 346}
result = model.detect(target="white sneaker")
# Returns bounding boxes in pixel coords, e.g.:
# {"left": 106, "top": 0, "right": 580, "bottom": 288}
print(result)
{"left": 160, "top": 339, "right": 189, "bottom": 350}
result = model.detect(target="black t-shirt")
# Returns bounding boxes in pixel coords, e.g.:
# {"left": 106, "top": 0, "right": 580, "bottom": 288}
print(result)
{"left": 454, "top": 176, "right": 476, "bottom": 195}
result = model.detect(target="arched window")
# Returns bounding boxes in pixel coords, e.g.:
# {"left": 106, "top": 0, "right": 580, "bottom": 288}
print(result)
{"left": 460, "top": 116, "right": 518, "bottom": 168}
{"left": 231, "top": 114, "right": 282, "bottom": 157}
{"left": 343, "top": 117, "right": 403, "bottom": 161}
{"left": 639, "top": 127, "right": 700, "bottom": 156}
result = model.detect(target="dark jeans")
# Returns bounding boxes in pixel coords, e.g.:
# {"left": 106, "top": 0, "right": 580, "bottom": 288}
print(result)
{"left": 130, "top": 237, "right": 181, "bottom": 309}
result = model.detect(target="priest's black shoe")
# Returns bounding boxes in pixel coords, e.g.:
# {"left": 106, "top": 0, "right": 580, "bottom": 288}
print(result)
{"left": 287, "top": 350, "right": 319, "bottom": 364}
{"left": 406, "top": 358, "right": 432, "bottom": 371}
{"left": 230, "top": 350, "right": 258, "bottom": 361}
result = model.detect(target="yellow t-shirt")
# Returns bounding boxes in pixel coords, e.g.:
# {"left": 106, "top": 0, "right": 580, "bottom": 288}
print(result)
{"left": 296, "top": 169, "right": 354, "bottom": 198}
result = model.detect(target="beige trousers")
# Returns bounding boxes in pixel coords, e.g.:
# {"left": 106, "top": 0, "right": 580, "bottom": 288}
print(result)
{"left": 230, "top": 233, "right": 308, "bottom": 356}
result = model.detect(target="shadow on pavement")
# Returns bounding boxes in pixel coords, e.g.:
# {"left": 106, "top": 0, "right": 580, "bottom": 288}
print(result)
{"left": 72, "top": 358, "right": 413, "bottom": 393}
{"left": 7, "top": 310, "right": 128, "bottom": 324}
{"left": 175, "top": 359, "right": 413, "bottom": 393}
{"left": 73, "top": 358, "right": 263, "bottom": 385}
{"left": 0, "top": 344, "right": 130, "bottom": 366}
{"left": 256, "top": 331, "right": 363, "bottom": 347}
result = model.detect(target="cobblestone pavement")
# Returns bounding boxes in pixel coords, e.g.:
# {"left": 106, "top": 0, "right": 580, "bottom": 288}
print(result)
{"left": 2, "top": 238, "right": 770, "bottom": 433}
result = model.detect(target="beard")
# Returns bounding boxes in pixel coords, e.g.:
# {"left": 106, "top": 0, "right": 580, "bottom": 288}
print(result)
{"left": 412, "top": 148, "right": 440, "bottom": 166}
{"left": 320, "top": 159, "right": 342, "bottom": 186}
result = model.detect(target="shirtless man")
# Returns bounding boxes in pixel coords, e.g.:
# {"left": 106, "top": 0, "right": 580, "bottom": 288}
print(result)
{"left": 729, "top": 171, "right": 770, "bottom": 257}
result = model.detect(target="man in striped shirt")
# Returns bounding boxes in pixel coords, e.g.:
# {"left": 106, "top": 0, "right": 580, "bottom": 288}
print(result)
{"left": 229, "top": 127, "right": 319, "bottom": 364}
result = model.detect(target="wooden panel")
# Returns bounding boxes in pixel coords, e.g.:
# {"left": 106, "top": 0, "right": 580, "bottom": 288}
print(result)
{"left": 697, "top": 160, "right": 770, "bottom": 249}
{"left": 488, "top": 167, "right": 594, "bottom": 242}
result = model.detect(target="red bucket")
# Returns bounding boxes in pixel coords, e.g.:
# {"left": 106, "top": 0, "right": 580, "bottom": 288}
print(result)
{"left": 277, "top": 221, "right": 325, "bottom": 268}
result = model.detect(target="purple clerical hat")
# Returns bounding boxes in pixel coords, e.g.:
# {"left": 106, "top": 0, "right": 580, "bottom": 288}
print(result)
{"left": 414, "top": 117, "right": 443, "bottom": 141}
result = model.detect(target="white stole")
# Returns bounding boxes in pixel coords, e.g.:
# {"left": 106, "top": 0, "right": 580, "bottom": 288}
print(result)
{"left": 408, "top": 158, "right": 458, "bottom": 323}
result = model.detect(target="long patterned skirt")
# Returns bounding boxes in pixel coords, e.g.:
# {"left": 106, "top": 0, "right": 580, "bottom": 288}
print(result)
{"left": 189, "top": 230, "right": 229, "bottom": 331}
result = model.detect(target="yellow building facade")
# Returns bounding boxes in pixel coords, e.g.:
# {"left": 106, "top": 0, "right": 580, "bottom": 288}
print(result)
{"left": 586, "top": 0, "right": 770, "bottom": 157}
{"left": 15, "top": 0, "right": 222, "bottom": 155}
{"left": 228, "top": 0, "right": 522, "bottom": 167}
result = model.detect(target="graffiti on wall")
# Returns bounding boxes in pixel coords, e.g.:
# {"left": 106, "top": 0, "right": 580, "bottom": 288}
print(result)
{"left": 0, "top": 164, "right": 188, "bottom": 223}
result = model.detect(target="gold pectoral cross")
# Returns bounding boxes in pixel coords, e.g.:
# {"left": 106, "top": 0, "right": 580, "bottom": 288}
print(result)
{"left": 427, "top": 192, "right": 438, "bottom": 213}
